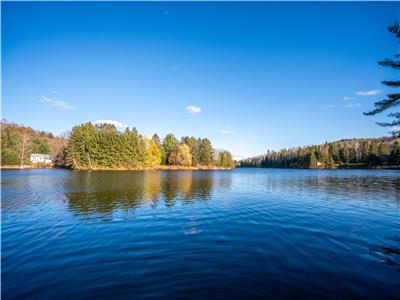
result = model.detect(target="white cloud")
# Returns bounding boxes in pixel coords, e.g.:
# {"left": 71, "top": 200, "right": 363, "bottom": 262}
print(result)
{"left": 51, "top": 90, "right": 59, "bottom": 94}
{"left": 186, "top": 105, "right": 202, "bottom": 115}
{"left": 342, "top": 96, "right": 355, "bottom": 101}
{"left": 356, "top": 90, "right": 382, "bottom": 96}
{"left": 94, "top": 120, "right": 128, "bottom": 128}
{"left": 41, "top": 96, "right": 76, "bottom": 111}
{"left": 344, "top": 102, "right": 361, "bottom": 108}
{"left": 220, "top": 126, "right": 234, "bottom": 134}
{"left": 323, "top": 104, "right": 335, "bottom": 109}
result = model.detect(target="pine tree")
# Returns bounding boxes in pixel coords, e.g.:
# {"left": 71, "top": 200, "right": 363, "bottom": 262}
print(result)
{"left": 307, "top": 150, "right": 318, "bottom": 169}
{"left": 367, "top": 141, "right": 380, "bottom": 166}
{"left": 198, "top": 138, "right": 213, "bottom": 166}
{"left": 364, "top": 22, "right": 400, "bottom": 136}
{"left": 328, "top": 154, "right": 336, "bottom": 169}
{"left": 163, "top": 134, "right": 179, "bottom": 165}
{"left": 361, "top": 141, "right": 369, "bottom": 164}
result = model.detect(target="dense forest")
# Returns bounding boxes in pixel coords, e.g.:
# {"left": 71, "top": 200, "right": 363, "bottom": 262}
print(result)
{"left": 240, "top": 137, "right": 400, "bottom": 169}
{"left": 0, "top": 120, "right": 235, "bottom": 169}
{"left": 65, "top": 122, "right": 235, "bottom": 169}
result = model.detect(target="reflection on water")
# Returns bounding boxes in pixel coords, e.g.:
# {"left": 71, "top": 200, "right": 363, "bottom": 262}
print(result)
{"left": 65, "top": 171, "right": 223, "bottom": 217}
{"left": 1, "top": 168, "right": 400, "bottom": 299}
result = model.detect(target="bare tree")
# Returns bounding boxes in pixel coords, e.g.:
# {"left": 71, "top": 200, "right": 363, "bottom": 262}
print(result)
{"left": 16, "top": 133, "right": 30, "bottom": 168}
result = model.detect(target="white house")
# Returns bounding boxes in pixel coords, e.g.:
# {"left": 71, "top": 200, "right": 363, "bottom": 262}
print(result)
{"left": 30, "top": 154, "right": 53, "bottom": 164}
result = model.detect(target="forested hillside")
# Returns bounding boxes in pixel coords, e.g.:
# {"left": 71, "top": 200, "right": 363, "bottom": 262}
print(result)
{"left": 65, "top": 122, "right": 235, "bottom": 169}
{"left": 240, "top": 137, "right": 400, "bottom": 169}
{"left": 1, "top": 120, "right": 67, "bottom": 166}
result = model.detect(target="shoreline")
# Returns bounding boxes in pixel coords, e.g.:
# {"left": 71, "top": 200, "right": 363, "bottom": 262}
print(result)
{"left": 0, "top": 165, "right": 234, "bottom": 171}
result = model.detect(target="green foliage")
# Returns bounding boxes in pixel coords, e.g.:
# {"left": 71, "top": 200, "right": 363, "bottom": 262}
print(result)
{"left": 1, "top": 150, "right": 20, "bottom": 165}
{"left": 361, "top": 141, "right": 369, "bottom": 163}
{"left": 198, "top": 138, "right": 213, "bottom": 166}
{"left": 163, "top": 134, "right": 179, "bottom": 164}
{"left": 241, "top": 138, "right": 400, "bottom": 168}
{"left": 31, "top": 138, "right": 50, "bottom": 154}
{"left": 218, "top": 150, "right": 235, "bottom": 168}
{"left": 328, "top": 154, "right": 335, "bottom": 169}
{"left": 63, "top": 122, "right": 233, "bottom": 169}
{"left": 367, "top": 141, "right": 380, "bottom": 166}
{"left": 307, "top": 150, "right": 318, "bottom": 169}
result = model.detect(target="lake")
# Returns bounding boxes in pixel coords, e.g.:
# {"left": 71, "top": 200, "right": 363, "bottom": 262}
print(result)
{"left": 2, "top": 168, "right": 399, "bottom": 299}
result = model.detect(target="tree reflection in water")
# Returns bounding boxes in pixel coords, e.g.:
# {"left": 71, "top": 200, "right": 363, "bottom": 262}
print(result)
{"left": 65, "top": 170, "right": 230, "bottom": 218}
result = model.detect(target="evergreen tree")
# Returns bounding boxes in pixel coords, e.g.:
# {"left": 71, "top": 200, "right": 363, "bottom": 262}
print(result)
{"left": 328, "top": 154, "right": 336, "bottom": 169}
{"left": 361, "top": 141, "right": 369, "bottom": 164}
{"left": 378, "top": 142, "right": 390, "bottom": 157}
{"left": 307, "top": 150, "right": 318, "bottom": 169}
{"left": 339, "top": 146, "right": 349, "bottom": 164}
{"left": 198, "top": 138, "right": 213, "bottom": 165}
{"left": 349, "top": 148, "right": 357, "bottom": 163}
{"left": 367, "top": 141, "right": 380, "bottom": 166}
{"left": 364, "top": 22, "right": 400, "bottom": 136}
{"left": 163, "top": 134, "right": 179, "bottom": 165}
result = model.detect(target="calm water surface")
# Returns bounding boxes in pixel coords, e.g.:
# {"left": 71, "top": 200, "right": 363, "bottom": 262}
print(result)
{"left": 2, "top": 168, "right": 400, "bottom": 299}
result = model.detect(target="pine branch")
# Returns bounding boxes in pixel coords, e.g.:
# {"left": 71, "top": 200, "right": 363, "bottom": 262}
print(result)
{"left": 379, "top": 58, "right": 400, "bottom": 69}
{"left": 382, "top": 80, "right": 400, "bottom": 87}
{"left": 363, "top": 93, "right": 400, "bottom": 115}
{"left": 376, "top": 118, "right": 400, "bottom": 127}
{"left": 388, "top": 22, "right": 400, "bottom": 38}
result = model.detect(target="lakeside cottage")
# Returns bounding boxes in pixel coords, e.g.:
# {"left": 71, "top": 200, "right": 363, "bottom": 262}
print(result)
{"left": 30, "top": 154, "right": 53, "bottom": 164}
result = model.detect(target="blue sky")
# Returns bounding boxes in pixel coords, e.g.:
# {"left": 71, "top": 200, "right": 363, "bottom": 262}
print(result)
{"left": 2, "top": 2, "right": 399, "bottom": 158}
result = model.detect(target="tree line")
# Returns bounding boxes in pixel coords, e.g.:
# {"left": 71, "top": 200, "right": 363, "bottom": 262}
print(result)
{"left": 64, "top": 122, "right": 235, "bottom": 169}
{"left": 1, "top": 120, "right": 235, "bottom": 169}
{"left": 240, "top": 138, "right": 400, "bottom": 169}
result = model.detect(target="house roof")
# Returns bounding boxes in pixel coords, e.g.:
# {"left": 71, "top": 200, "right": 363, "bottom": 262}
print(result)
{"left": 30, "top": 154, "right": 52, "bottom": 158}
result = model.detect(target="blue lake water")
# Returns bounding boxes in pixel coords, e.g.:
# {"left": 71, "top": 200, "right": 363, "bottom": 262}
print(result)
{"left": 2, "top": 168, "right": 399, "bottom": 299}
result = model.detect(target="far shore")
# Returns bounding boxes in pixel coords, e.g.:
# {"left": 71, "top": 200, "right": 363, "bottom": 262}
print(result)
{"left": 0, "top": 164, "right": 234, "bottom": 171}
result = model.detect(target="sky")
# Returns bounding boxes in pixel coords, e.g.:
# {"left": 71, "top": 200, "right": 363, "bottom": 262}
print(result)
{"left": 2, "top": 1, "right": 399, "bottom": 159}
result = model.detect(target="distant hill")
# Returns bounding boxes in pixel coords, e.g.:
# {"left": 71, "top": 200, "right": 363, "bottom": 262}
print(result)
{"left": 240, "top": 137, "right": 400, "bottom": 169}
{"left": 1, "top": 119, "right": 67, "bottom": 166}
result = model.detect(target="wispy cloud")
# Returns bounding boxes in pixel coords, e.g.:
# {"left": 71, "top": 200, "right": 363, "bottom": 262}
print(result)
{"left": 323, "top": 104, "right": 335, "bottom": 109}
{"left": 342, "top": 96, "right": 356, "bottom": 101}
{"left": 344, "top": 102, "right": 361, "bottom": 108}
{"left": 94, "top": 120, "right": 128, "bottom": 128}
{"left": 186, "top": 105, "right": 202, "bottom": 115}
{"left": 220, "top": 126, "right": 234, "bottom": 134}
{"left": 356, "top": 90, "right": 382, "bottom": 96}
{"left": 51, "top": 90, "right": 59, "bottom": 94}
{"left": 41, "top": 96, "right": 76, "bottom": 111}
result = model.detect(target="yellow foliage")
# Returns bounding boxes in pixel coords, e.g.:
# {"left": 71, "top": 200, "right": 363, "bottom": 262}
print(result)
{"left": 145, "top": 139, "right": 162, "bottom": 167}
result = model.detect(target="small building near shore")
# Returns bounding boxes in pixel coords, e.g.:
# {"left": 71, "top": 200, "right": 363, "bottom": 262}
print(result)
{"left": 30, "top": 154, "right": 53, "bottom": 164}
